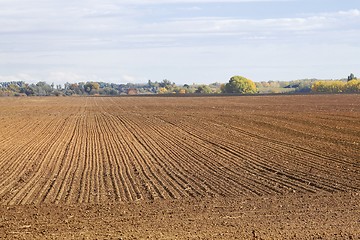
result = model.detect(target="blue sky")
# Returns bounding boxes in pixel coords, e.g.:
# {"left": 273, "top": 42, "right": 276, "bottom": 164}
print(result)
{"left": 0, "top": 0, "right": 359, "bottom": 85}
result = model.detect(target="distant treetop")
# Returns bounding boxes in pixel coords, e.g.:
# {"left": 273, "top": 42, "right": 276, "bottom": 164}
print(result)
{"left": 348, "top": 73, "right": 357, "bottom": 82}
{"left": 222, "top": 76, "right": 257, "bottom": 94}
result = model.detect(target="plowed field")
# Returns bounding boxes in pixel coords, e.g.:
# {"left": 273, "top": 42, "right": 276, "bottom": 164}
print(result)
{"left": 0, "top": 94, "right": 359, "bottom": 239}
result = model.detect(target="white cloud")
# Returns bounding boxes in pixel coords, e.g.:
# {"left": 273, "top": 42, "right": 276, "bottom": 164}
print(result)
{"left": 336, "top": 9, "right": 360, "bottom": 17}
{"left": 1, "top": 0, "right": 358, "bottom": 39}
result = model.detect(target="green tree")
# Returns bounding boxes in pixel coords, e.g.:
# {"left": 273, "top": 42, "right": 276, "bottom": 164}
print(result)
{"left": 348, "top": 73, "right": 357, "bottom": 82}
{"left": 35, "top": 81, "right": 53, "bottom": 96}
{"left": 223, "top": 76, "right": 257, "bottom": 94}
{"left": 195, "top": 85, "right": 212, "bottom": 94}
{"left": 84, "top": 82, "right": 100, "bottom": 94}
{"left": 159, "top": 79, "right": 173, "bottom": 89}
{"left": 20, "top": 84, "right": 35, "bottom": 96}
{"left": 7, "top": 83, "right": 20, "bottom": 93}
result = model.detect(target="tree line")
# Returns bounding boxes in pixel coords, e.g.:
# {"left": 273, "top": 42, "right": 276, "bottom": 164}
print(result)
{"left": 0, "top": 80, "right": 224, "bottom": 96}
{"left": 311, "top": 74, "right": 360, "bottom": 93}
{"left": 0, "top": 74, "right": 359, "bottom": 96}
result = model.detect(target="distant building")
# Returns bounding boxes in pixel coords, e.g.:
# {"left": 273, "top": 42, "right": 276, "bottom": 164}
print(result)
{"left": 127, "top": 88, "right": 138, "bottom": 95}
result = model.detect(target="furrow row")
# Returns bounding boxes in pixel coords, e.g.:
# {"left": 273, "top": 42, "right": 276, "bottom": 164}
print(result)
{"left": 1, "top": 116, "right": 76, "bottom": 205}
{"left": 158, "top": 115, "right": 346, "bottom": 194}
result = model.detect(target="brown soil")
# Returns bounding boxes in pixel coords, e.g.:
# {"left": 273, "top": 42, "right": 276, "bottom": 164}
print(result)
{"left": 0, "top": 94, "right": 359, "bottom": 239}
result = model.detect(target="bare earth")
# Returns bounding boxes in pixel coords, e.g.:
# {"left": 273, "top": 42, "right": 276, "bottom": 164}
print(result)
{"left": 0, "top": 94, "right": 359, "bottom": 239}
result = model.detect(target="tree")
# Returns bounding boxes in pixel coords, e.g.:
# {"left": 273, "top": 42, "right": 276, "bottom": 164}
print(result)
{"left": 20, "top": 84, "right": 35, "bottom": 96}
{"left": 311, "top": 81, "right": 345, "bottom": 93}
{"left": 84, "top": 82, "right": 100, "bottom": 94}
{"left": 345, "top": 79, "right": 360, "bottom": 93}
{"left": 348, "top": 73, "right": 357, "bottom": 82}
{"left": 158, "top": 87, "right": 168, "bottom": 94}
{"left": 195, "top": 85, "right": 212, "bottom": 94}
{"left": 223, "top": 76, "right": 257, "bottom": 94}
{"left": 159, "top": 79, "right": 173, "bottom": 89}
{"left": 35, "top": 81, "right": 53, "bottom": 96}
{"left": 91, "top": 82, "right": 100, "bottom": 91}
{"left": 7, "top": 83, "right": 20, "bottom": 93}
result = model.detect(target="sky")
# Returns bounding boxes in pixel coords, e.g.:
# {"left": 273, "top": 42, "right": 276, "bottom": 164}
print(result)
{"left": 0, "top": 0, "right": 360, "bottom": 85}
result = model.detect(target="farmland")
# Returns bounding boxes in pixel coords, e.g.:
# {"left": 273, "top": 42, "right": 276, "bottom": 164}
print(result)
{"left": 0, "top": 94, "right": 359, "bottom": 239}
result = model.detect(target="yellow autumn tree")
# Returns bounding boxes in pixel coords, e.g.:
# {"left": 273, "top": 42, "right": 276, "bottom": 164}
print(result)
{"left": 311, "top": 81, "right": 346, "bottom": 93}
{"left": 222, "top": 76, "right": 257, "bottom": 94}
{"left": 158, "top": 87, "right": 168, "bottom": 94}
{"left": 345, "top": 80, "right": 360, "bottom": 93}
